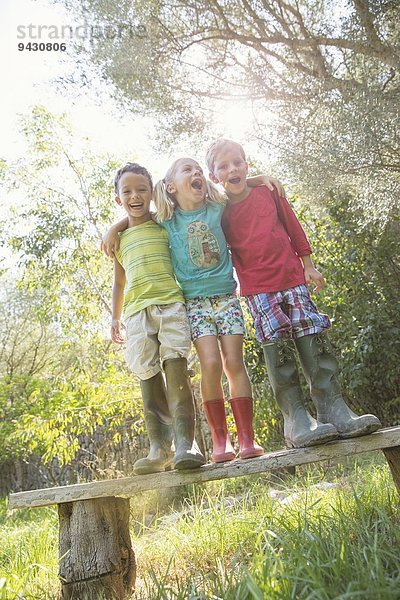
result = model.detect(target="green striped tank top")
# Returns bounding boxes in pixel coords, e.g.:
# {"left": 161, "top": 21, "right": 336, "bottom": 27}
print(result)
{"left": 116, "top": 220, "right": 184, "bottom": 319}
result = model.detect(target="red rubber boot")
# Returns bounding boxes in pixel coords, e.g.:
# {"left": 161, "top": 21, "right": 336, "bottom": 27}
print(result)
{"left": 230, "top": 397, "right": 265, "bottom": 459}
{"left": 202, "top": 399, "right": 236, "bottom": 463}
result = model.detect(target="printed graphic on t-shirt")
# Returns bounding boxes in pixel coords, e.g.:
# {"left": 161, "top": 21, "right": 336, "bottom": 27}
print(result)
{"left": 187, "top": 220, "right": 220, "bottom": 268}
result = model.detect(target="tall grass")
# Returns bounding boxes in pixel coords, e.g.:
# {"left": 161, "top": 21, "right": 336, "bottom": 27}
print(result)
{"left": 1, "top": 455, "right": 400, "bottom": 599}
{"left": 135, "top": 459, "right": 400, "bottom": 599}
{"left": 0, "top": 502, "right": 59, "bottom": 599}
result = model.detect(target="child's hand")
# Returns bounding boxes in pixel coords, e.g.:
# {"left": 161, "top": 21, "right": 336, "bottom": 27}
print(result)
{"left": 101, "top": 228, "right": 121, "bottom": 258}
{"left": 304, "top": 266, "right": 326, "bottom": 293}
{"left": 247, "top": 175, "right": 286, "bottom": 197}
{"left": 111, "top": 319, "right": 126, "bottom": 344}
{"left": 263, "top": 176, "right": 286, "bottom": 198}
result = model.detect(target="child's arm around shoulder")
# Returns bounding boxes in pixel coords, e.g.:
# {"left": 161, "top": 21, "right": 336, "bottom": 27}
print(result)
{"left": 111, "top": 256, "right": 127, "bottom": 345}
{"left": 247, "top": 175, "right": 286, "bottom": 198}
{"left": 301, "top": 255, "right": 326, "bottom": 293}
{"left": 101, "top": 217, "right": 129, "bottom": 258}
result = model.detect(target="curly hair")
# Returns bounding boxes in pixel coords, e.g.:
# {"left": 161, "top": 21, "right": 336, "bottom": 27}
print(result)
{"left": 114, "top": 163, "right": 153, "bottom": 195}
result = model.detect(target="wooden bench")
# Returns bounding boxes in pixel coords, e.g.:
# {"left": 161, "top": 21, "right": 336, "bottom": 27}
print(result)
{"left": 8, "top": 426, "right": 400, "bottom": 599}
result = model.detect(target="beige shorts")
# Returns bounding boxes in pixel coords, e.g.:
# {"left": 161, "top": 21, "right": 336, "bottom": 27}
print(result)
{"left": 124, "top": 302, "right": 191, "bottom": 380}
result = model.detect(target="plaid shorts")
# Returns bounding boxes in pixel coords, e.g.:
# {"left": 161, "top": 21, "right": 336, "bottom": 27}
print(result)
{"left": 186, "top": 294, "right": 245, "bottom": 341}
{"left": 246, "top": 284, "right": 331, "bottom": 343}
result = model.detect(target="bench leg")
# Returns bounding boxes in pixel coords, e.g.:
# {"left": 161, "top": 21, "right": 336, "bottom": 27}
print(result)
{"left": 58, "top": 497, "right": 136, "bottom": 599}
{"left": 382, "top": 446, "right": 400, "bottom": 496}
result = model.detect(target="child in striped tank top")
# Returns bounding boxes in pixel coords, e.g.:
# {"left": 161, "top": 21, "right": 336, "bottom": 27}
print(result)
{"left": 111, "top": 162, "right": 205, "bottom": 474}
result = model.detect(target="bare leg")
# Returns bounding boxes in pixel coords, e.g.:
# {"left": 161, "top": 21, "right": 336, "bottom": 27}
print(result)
{"left": 194, "top": 335, "right": 235, "bottom": 462}
{"left": 219, "top": 334, "right": 251, "bottom": 398}
{"left": 194, "top": 335, "right": 224, "bottom": 401}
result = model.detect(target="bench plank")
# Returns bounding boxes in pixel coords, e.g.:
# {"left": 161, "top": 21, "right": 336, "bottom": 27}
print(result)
{"left": 9, "top": 426, "right": 400, "bottom": 509}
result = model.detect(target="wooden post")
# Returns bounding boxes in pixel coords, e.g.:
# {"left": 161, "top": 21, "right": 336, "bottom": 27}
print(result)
{"left": 58, "top": 497, "right": 135, "bottom": 599}
{"left": 382, "top": 446, "right": 400, "bottom": 496}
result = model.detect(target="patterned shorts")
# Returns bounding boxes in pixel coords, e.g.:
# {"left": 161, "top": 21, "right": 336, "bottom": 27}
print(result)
{"left": 246, "top": 284, "right": 331, "bottom": 343}
{"left": 186, "top": 294, "right": 245, "bottom": 341}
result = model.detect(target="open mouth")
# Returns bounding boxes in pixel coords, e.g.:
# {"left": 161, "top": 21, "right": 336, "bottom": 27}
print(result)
{"left": 129, "top": 203, "right": 143, "bottom": 209}
{"left": 228, "top": 177, "right": 241, "bottom": 185}
{"left": 191, "top": 179, "right": 203, "bottom": 190}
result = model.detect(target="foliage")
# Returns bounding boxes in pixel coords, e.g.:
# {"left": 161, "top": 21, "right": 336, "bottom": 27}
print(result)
{"left": 5, "top": 106, "right": 121, "bottom": 334}
{"left": 299, "top": 193, "right": 400, "bottom": 420}
{"left": 1, "top": 103, "right": 398, "bottom": 481}
{"left": 0, "top": 107, "right": 144, "bottom": 469}
{"left": 0, "top": 285, "right": 59, "bottom": 382}
{"left": 0, "top": 339, "right": 142, "bottom": 466}
{"left": 0, "top": 500, "right": 59, "bottom": 600}
{"left": 137, "top": 461, "right": 400, "bottom": 598}
{"left": 0, "top": 281, "right": 144, "bottom": 467}
{"left": 57, "top": 0, "right": 400, "bottom": 224}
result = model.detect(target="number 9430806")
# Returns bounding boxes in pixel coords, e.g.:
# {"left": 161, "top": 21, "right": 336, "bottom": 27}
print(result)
{"left": 18, "top": 42, "right": 67, "bottom": 51}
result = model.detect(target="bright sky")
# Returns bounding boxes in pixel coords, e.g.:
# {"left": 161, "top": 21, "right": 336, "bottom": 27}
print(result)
{"left": 0, "top": 0, "right": 258, "bottom": 177}
{"left": 0, "top": 0, "right": 265, "bottom": 271}
{"left": 0, "top": 0, "right": 158, "bottom": 163}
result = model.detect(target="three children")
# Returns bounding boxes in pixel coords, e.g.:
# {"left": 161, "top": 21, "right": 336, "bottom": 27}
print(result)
{"left": 108, "top": 141, "right": 381, "bottom": 470}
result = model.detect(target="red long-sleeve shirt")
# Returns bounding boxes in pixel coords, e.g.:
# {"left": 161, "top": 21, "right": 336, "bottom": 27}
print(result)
{"left": 222, "top": 186, "right": 311, "bottom": 295}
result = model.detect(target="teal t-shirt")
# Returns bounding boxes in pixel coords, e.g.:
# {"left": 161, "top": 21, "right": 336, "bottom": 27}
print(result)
{"left": 160, "top": 202, "right": 236, "bottom": 299}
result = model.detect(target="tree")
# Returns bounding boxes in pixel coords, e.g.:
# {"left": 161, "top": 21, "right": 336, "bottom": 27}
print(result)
{"left": 6, "top": 105, "right": 118, "bottom": 333}
{"left": 58, "top": 0, "right": 400, "bottom": 223}
{"left": 0, "top": 107, "right": 144, "bottom": 470}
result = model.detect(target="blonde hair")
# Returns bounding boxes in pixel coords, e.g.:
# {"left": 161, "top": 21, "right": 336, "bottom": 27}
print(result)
{"left": 205, "top": 138, "right": 246, "bottom": 174}
{"left": 153, "top": 157, "right": 227, "bottom": 222}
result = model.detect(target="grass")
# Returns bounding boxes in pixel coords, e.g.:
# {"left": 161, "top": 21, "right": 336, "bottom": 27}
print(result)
{"left": 1, "top": 454, "right": 400, "bottom": 599}
{"left": 0, "top": 502, "right": 59, "bottom": 599}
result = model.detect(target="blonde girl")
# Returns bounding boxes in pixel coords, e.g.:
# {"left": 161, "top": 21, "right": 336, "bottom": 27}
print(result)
{"left": 152, "top": 157, "right": 264, "bottom": 462}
